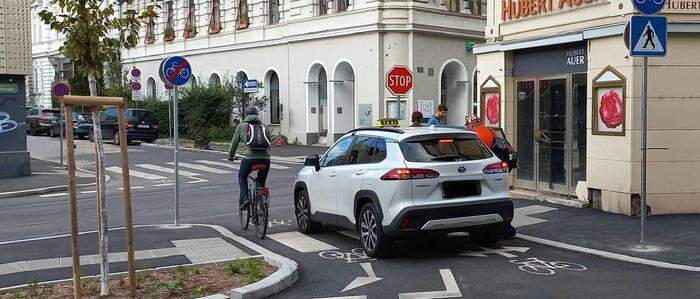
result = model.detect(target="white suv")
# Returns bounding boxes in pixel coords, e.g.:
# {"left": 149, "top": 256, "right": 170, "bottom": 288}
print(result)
{"left": 293, "top": 127, "right": 513, "bottom": 257}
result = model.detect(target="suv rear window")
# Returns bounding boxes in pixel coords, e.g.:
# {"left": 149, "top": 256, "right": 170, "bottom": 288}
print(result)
{"left": 400, "top": 137, "right": 492, "bottom": 162}
{"left": 129, "top": 110, "right": 157, "bottom": 124}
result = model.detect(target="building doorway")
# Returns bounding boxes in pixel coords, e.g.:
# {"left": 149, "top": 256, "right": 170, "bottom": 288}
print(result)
{"left": 439, "top": 60, "right": 468, "bottom": 126}
{"left": 515, "top": 74, "right": 587, "bottom": 195}
{"left": 332, "top": 61, "right": 355, "bottom": 142}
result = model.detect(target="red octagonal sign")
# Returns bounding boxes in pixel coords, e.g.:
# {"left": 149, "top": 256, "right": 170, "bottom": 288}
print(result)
{"left": 386, "top": 66, "right": 413, "bottom": 96}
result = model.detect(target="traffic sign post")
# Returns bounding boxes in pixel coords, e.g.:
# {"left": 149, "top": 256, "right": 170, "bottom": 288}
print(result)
{"left": 159, "top": 56, "right": 192, "bottom": 227}
{"left": 627, "top": 0, "right": 667, "bottom": 249}
{"left": 386, "top": 66, "right": 413, "bottom": 122}
{"left": 243, "top": 79, "right": 259, "bottom": 93}
{"left": 52, "top": 82, "right": 71, "bottom": 168}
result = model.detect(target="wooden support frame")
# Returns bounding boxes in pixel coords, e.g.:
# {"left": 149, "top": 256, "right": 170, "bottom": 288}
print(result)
{"left": 59, "top": 95, "right": 136, "bottom": 298}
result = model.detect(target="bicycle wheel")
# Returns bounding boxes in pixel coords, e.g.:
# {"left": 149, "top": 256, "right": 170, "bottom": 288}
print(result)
{"left": 239, "top": 204, "right": 250, "bottom": 231}
{"left": 553, "top": 261, "right": 587, "bottom": 271}
{"left": 254, "top": 195, "right": 269, "bottom": 239}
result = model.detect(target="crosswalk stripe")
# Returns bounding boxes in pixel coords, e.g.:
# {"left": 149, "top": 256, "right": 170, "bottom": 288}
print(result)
{"left": 267, "top": 231, "right": 338, "bottom": 253}
{"left": 106, "top": 166, "right": 168, "bottom": 181}
{"left": 217, "top": 158, "right": 291, "bottom": 170}
{"left": 135, "top": 164, "right": 203, "bottom": 177}
{"left": 196, "top": 160, "right": 239, "bottom": 169}
{"left": 39, "top": 193, "right": 67, "bottom": 198}
{"left": 166, "top": 162, "right": 230, "bottom": 174}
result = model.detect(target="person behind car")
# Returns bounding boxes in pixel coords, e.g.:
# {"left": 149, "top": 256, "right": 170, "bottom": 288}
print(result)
{"left": 228, "top": 107, "right": 271, "bottom": 210}
{"left": 410, "top": 111, "right": 423, "bottom": 127}
{"left": 427, "top": 104, "right": 448, "bottom": 126}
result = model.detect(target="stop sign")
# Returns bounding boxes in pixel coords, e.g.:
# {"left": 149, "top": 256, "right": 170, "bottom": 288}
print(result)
{"left": 386, "top": 66, "right": 413, "bottom": 96}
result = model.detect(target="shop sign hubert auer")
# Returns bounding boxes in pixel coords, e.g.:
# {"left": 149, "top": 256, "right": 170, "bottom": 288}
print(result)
{"left": 502, "top": 0, "right": 599, "bottom": 21}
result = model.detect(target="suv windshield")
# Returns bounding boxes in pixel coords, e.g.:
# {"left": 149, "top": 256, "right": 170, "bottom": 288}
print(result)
{"left": 400, "top": 136, "right": 492, "bottom": 162}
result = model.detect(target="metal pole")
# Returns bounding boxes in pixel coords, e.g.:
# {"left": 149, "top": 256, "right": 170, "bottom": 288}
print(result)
{"left": 59, "top": 106, "right": 64, "bottom": 167}
{"left": 172, "top": 87, "right": 180, "bottom": 226}
{"left": 640, "top": 56, "right": 648, "bottom": 249}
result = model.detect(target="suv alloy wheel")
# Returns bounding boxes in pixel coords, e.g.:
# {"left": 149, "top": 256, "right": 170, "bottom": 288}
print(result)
{"left": 359, "top": 203, "right": 391, "bottom": 258}
{"left": 295, "top": 189, "right": 321, "bottom": 233}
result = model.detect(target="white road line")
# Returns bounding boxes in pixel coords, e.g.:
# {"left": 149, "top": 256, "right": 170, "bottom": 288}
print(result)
{"left": 166, "top": 162, "right": 230, "bottom": 174}
{"left": 106, "top": 166, "right": 168, "bottom": 181}
{"left": 268, "top": 231, "right": 338, "bottom": 253}
{"left": 135, "top": 164, "right": 203, "bottom": 177}
{"left": 79, "top": 190, "right": 97, "bottom": 194}
{"left": 38, "top": 193, "right": 67, "bottom": 198}
{"left": 196, "top": 160, "right": 239, "bottom": 169}
{"left": 119, "top": 186, "right": 143, "bottom": 190}
{"left": 398, "top": 269, "right": 462, "bottom": 299}
{"left": 154, "top": 183, "right": 174, "bottom": 187}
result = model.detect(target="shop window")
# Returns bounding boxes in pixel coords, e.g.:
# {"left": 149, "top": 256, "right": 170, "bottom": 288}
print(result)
{"left": 237, "top": 0, "right": 250, "bottom": 29}
{"left": 269, "top": 0, "right": 280, "bottom": 24}
{"left": 444, "top": 0, "right": 460, "bottom": 13}
{"left": 164, "top": 1, "right": 175, "bottom": 42}
{"left": 465, "top": 0, "right": 486, "bottom": 16}
{"left": 209, "top": 0, "right": 222, "bottom": 34}
{"left": 184, "top": 0, "right": 198, "bottom": 39}
{"left": 318, "top": 0, "right": 328, "bottom": 15}
{"left": 336, "top": 0, "right": 349, "bottom": 12}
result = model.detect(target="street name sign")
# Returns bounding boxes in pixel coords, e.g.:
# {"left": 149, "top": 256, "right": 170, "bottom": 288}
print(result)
{"left": 629, "top": 15, "right": 667, "bottom": 57}
{"left": 243, "top": 79, "right": 259, "bottom": 93}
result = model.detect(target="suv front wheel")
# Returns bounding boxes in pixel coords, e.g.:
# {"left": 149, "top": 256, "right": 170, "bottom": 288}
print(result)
{"left": 295, "top": 189, "right": 321, "bottom": 234}
{"left": 358, "top": 203, "right": 391, "bottom": 258}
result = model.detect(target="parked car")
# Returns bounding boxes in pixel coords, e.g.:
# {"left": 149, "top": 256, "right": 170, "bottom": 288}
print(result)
{"left": 294, "top": 127, "right": 513, "bottom": 257}
{"left": 49, "top": 113, "right": 92, "bottom": 139}
{"left": 89, "top": 108, "right": 160, "bottom": 145}
{"left": 25, "top": 107, "right": 60, "bottom": 136}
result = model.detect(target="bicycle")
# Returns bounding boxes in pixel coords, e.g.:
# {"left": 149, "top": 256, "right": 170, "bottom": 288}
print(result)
{"left": 235, "top": 156, "right": 270, "bottom": 239}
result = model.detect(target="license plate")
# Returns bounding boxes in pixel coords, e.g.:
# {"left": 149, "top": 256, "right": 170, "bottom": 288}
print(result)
{"left": 442, "top": 181, "right": 481, "bottom": 198}
{"left": 137, "top": 124, "right": 150, "bottom": 128}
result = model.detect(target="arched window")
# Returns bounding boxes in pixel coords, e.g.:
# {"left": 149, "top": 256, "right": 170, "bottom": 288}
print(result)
{"left": 146, "top": 77, "right": 156, "bottom": 100}
{"left": 209, "top": 73, "right": 221, "bottom": 87}
{"left": 269, "top": 72, "right": 280, "bottom": 124}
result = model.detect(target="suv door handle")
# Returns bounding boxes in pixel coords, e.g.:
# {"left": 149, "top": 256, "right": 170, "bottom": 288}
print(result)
{"left": 354, "top": 171, "right": 366, "bottom": 176}
{"left": 329, "top": 171, "right": 336, "bottom": 177}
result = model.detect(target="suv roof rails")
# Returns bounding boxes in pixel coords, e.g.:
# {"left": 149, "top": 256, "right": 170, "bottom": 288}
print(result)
{"left": 347, "top": 127, "right": 405, "bottom": 135}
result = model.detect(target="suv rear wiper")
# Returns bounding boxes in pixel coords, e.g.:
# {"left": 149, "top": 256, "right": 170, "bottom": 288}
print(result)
{"left": 431, "top": 154, "right": 462, "bottom": 161}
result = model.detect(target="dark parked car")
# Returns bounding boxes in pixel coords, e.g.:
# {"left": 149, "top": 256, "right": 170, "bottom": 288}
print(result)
{"left": 49, "top": 113, "right": 91, "bottom": 139}
{"left": 89, "top": 108, "right": 160, "bottom": 145}
{"left": 25, "top": 107, "right": 60, "bottom": 136}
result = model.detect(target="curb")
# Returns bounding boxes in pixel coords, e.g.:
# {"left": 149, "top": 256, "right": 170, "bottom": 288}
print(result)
{"left": 511, "top": 189, "right": 588, "bottom": 208}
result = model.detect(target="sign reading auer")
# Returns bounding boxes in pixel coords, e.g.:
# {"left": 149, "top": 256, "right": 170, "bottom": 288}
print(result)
{"left": 502, "top": 0, "right": 598, "bottom": 22}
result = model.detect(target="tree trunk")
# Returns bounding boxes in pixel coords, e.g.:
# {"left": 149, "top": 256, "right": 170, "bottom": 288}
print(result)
{"left": 89, "top": 72, "right": 110, "bottom": 296}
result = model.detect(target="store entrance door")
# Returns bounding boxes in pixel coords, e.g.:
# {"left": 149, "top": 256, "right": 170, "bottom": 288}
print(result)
{"left": 515, "top": 75, "right": 586, "bottom": 195}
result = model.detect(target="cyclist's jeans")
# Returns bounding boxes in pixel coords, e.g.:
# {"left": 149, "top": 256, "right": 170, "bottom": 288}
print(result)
{"left": 238, "top": 158, "right": 270, "bottom": 206}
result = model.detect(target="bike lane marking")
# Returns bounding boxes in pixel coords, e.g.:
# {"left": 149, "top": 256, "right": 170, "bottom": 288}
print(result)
{"left": 267, "top": 231, "right": 338, "bottom": 253}
{"left": 397, "top": 269, "right": 462, "bottom": 299}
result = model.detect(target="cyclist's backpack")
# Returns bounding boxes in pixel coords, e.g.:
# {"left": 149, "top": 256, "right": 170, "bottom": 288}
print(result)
{"left": 246, "top": 121, "right": 271, "bottom": 150}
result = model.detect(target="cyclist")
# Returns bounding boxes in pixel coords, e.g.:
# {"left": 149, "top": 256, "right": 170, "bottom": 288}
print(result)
{"left": 228, "top": 107, "right": 271, "bottom": 211}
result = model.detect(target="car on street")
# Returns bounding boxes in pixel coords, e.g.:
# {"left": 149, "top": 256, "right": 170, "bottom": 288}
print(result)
{"left": 294, "top": 127, "right": 513, "bottom": 257}
{"left": 89, "top": 108, "right": 160, "bottom": 145}
{"left": 24, "top": 107, "right": 60, "bottom": 136}
{"left": 49, "top": 112, "right": 91, "bottom": 139}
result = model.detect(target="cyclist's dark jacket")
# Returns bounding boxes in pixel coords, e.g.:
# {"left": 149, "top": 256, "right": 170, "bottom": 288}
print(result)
{"left": 228, "top": 115, "right": 271, "bottom": 160}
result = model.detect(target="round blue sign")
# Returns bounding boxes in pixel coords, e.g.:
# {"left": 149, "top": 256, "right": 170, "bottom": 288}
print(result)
{"left": 52, "top": 82, "right": 70, "bottom": 97}
{"left": 633, "top": 0, "right": 666, "bottom": 15}
{"left": 159, "top": 56, "right": 192, "bottom": 86}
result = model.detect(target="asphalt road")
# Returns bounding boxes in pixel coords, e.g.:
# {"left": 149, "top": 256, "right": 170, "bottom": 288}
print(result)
{"left": 2, "top": 137, "right": 699, "bottom": 298}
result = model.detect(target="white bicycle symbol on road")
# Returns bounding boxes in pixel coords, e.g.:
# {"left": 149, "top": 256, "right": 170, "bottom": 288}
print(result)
{"left": 509, "top": 257, "right": 587, "bottom": 276}
{"left": 634, "top": 0, "right": 664, "bottom": 5}
{"left": 318, "top": 248, "right": 375, "bottom": 263}
{"left": 165, "top": 62, "right": 190, "bottom": 80}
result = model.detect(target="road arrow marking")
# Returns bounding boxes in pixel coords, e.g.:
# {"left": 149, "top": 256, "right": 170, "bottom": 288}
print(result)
{"left": 459, "top": 246, "right": 530, "bottom": 258}
{"left": 341, "top": 262, "right": 382, "bottom": 293}
{"left": 397, "top": 269, "right": 461, "bottom": 299}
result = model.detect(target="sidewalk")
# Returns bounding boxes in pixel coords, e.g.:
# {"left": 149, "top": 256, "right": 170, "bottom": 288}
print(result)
{"left": 0, "top": 158, "right": 93, "bottom": 199}
{"left": 511, "top": 198, "right": 700, "bottom": 268}
{"left": 151, "top": 138, "right": 329, "bottom": 157}
{"left": 0, "top": 224, "right": 298, "bottom": 298}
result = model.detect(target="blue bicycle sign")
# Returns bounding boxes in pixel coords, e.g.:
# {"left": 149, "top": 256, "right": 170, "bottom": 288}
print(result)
{"left": 633, "top": 0, "right": 666, "bottom": 14}
{"left": 159, "top": 56, "right": 192, "bottom": 86}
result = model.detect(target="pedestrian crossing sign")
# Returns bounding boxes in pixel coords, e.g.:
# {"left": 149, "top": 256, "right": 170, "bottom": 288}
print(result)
{"left": 629, "top": 16, "right": 667, "bottom": 57}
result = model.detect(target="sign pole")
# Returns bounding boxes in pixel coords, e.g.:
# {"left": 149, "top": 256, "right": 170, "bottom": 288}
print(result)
{"left": 172, "top": 86, "right": 180, "bottom": 226}
{"left": 640, "top": 57, "right": 648, "bottom": 249}
{"left": 59, "top": 106, "right": 64, "bottom": 167}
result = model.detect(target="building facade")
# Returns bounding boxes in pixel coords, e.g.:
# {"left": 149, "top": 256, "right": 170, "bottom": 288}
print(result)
{"left": 475, "top": 0, "right": 700, "bottom": 214}
{"left": 28, "top": 0, "right": 67, "bottom": 108}
{"left": 122, "top": 0, "right": 486, "bottom": 145}
{"left": 0, "top": 0, "right": 32, "bottom": 178}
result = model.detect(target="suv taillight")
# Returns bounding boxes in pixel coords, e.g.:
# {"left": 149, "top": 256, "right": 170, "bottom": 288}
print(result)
{"left": 125, "top": 121, "right": 134, "bottom": 129}
{"left": 483, "top": 162, "right": 509, "bottom": 174}
{"left": 381, "top": 168, "right": 440, "bottom": 180}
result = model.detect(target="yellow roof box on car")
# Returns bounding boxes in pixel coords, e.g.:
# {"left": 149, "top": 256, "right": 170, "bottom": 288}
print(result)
{"left": 376, "top": 118, "right": 400, "bottom": 128}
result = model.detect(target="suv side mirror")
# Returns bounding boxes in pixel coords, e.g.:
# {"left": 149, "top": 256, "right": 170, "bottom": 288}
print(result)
{"left": 304, "top": 155, "right": 320, "bottom": 171}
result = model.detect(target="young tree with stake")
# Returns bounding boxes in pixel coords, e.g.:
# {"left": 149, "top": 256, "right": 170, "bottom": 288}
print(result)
{"left": 39, "top": 1, "right": 159, "bottom": 296}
